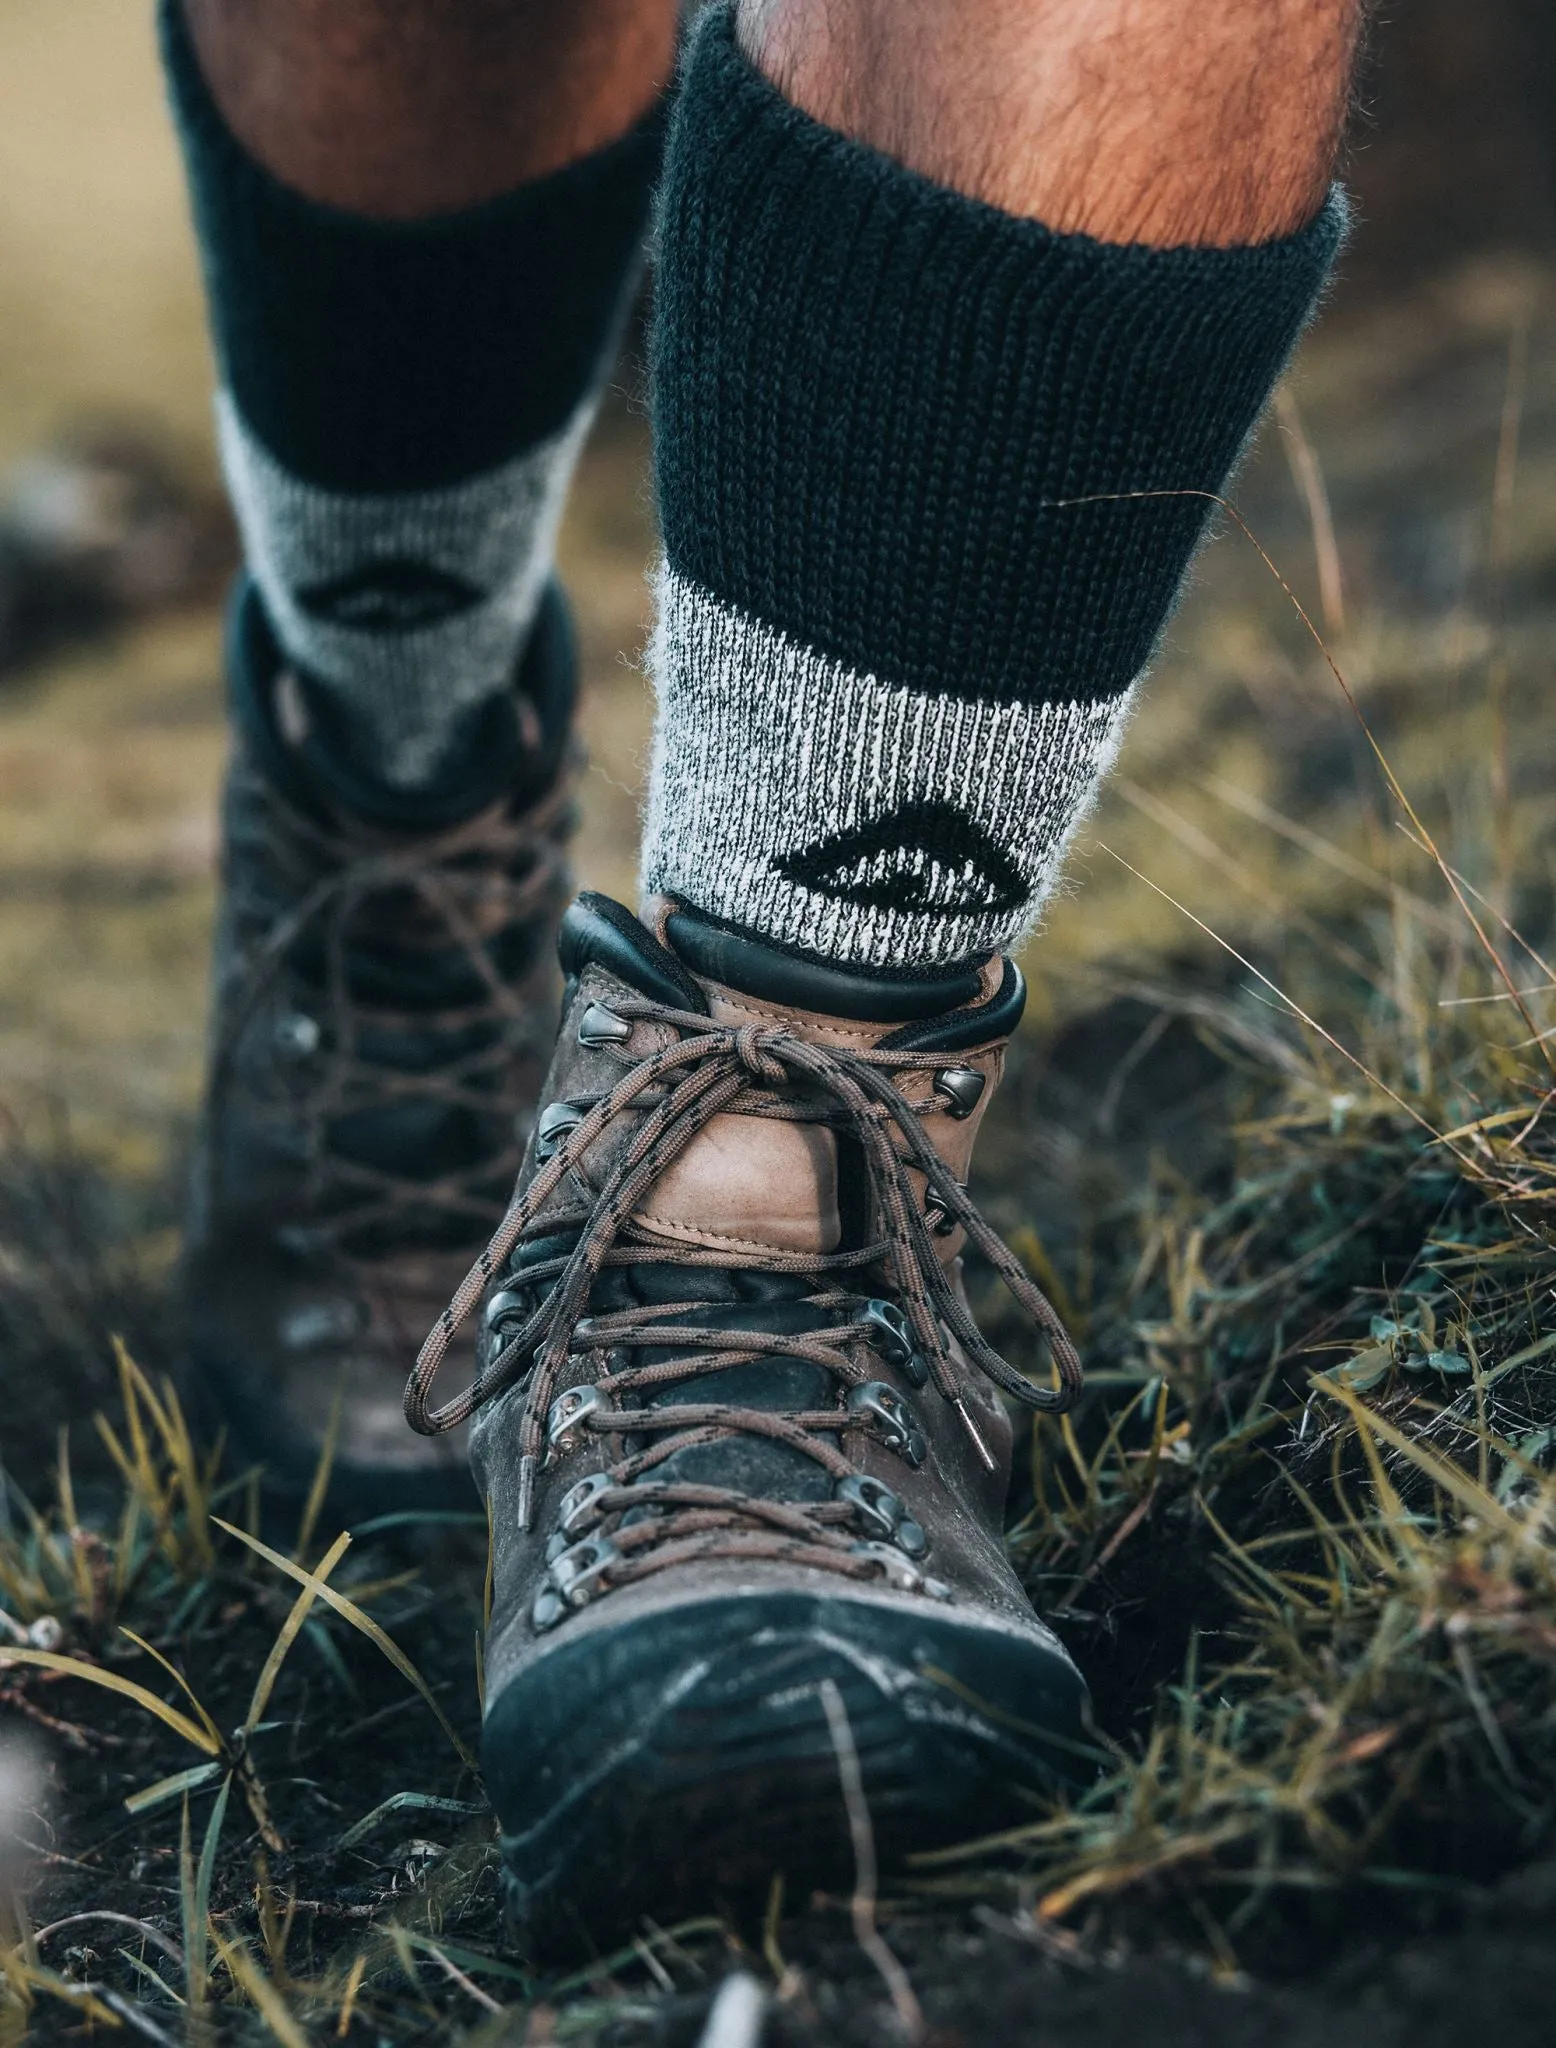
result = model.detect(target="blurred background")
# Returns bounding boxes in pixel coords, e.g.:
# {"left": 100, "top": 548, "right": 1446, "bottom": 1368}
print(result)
{"left": 2, "top": 0, "right": 1555, "bottom": 1193}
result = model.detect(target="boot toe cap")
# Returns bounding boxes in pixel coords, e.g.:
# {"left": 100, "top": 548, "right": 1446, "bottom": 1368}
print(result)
{"left": 484, "top": 1584, "right": 1097, "bottom": 1954}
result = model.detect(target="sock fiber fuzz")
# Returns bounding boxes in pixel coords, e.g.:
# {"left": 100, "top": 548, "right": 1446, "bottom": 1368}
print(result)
{"left": 162, "top": 0, "right": 662, "bottom": 806}
{"left": 643, "top": 4, "right": 1345, "bottom": 973}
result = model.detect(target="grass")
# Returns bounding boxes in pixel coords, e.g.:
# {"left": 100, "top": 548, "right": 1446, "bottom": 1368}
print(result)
{"left": 5, "top": 675, "right": 1556, "bottom": 2040}
{"left": 4, "top": 256, "right": 1556, "bottom": 2048}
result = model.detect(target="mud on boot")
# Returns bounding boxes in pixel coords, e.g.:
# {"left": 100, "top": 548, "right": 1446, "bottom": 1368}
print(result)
{"left": 408, "top": 892, "right": 1098, "bottom": 1950}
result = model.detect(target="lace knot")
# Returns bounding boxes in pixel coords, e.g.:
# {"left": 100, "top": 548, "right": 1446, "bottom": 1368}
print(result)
{"left": 732, "top": 1024, "right": 789, "bottom": 1087}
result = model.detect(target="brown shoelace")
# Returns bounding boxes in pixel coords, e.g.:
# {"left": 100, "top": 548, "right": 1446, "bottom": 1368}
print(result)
{"left": 205, "top": 772, "right": 572, "bottom": 1269}
{"left": 406, "top": 998, "right": 1083, "bottom": 1609}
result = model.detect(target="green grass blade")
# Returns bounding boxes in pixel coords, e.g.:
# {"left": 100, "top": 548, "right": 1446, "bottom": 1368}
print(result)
{"left": 125, "top": 1760, "right": 225, "bottom": 1817}
{"left": 194, "top": 1773, "right": 232, "bottom": 1973}
{"left": 336, "top": 1792, "right": 488, "bottom": 1852}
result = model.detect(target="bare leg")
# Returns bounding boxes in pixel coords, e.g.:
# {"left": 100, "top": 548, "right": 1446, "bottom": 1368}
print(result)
{"left": 183, "top": 0, "right": 680, "bottom": 215}
{"left": 740, "top": 0, "right": 1362, "bottom": 245}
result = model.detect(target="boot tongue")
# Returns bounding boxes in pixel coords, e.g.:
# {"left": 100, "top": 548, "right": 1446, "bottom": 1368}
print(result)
{"left": 626, "top": 974, "right": 852, "bottom": 1256}
{"left": 552, "top": 895, "right": 1016, "bottom": 1260}
{"left": 625, "top": 900, "right": 1002, "bottom": 1259}
{"left": 531, "top": 900, "right": 1017, "bottom": 1512}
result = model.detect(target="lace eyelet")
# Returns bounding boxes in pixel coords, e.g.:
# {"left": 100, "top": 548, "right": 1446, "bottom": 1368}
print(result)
{"left": 835, "top": 1472, "right": 929, "bottom": 1557}
{"left": 550, "top": 1534, "right": 620, "bottom": 1607}
{"left": 546, "top": 1384, "right": 613, "bottom": 1456}
{"left": 483, "top": 1287, "right": 531, "bottom": 1337}
{"left": 859, "top": 1299, "right": 929, "bottom": 1387}
{"left": 531, "top": 1584, "right": 567, "bottom": 1633}
{"left": 934, "top": 1067, "right": 986, "bottom": 1119}
{"left": 535, "top": 1100, "right": 585, "bottom": 1160}
{"left": 850, "top": 1540, "right": 952, "bottom": 1600}
{"left": 847, "top": 1382, "right": 928, "bottom": 1467}
{"left": 577, "top": 1002, "right": 632, "bottom": 1048}
{"left": 557, "top": 1470, "right": 615, "bottom": 1536}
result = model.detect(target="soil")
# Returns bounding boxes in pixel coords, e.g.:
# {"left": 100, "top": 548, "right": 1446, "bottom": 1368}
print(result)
{"left": 5, "top": 5, "right": 1556, "bottom": 2039}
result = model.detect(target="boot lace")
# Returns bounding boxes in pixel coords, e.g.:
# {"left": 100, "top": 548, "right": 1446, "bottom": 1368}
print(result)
{"left": 406, "top": 997, "right": 1082, "bottom": 1617}
{"left": 204, "top": 766, "right": 573, "bottom": 1275}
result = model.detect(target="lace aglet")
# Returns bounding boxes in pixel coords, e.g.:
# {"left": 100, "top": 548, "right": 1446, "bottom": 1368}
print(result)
{"left": 954, "top": 1397, "right": 997, "bottom": 1472}
{"left": 516, "top": 1452, "right": 537, "bottom": 1532}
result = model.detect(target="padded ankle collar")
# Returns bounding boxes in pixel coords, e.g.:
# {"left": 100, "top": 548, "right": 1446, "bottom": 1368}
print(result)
{"left": 559, "top": 893, "right": 710, "bottom": 1014}
{"left": 663, "top": 901, "right": 989, "bottom": 1023}
{"left": 560, "top": 893, "right": 1028, "bottom": 1047}
{"left": 226, "top": 574, "right": 576, "bottom": 833}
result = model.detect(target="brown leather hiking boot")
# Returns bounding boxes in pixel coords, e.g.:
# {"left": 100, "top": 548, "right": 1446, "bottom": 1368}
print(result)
{"left": 408, "top": 892, "right": 1096, "bottom": 1945}
{"left": 182, "top": 580, "right": 577, "bottom": 1523}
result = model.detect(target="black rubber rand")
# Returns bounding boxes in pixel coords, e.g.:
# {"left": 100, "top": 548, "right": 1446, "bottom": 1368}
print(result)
{"left": 484, "top": 1589, "right": 1092, "bottom": 1951}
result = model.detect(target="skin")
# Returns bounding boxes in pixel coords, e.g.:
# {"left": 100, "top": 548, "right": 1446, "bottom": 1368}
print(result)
{"left": 739, "top": 0, "right": 1365, "bottom": 246}
{"left": 185, "top": 0, "right": 1360, "bottom": 242}
{"left": 180, "top": 0, "right": 681, "bottom": 216}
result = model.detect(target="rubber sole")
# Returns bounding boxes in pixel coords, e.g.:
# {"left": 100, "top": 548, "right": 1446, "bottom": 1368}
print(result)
{"left": 483, "top": 1589, "right": 1096, "bottom": 1956}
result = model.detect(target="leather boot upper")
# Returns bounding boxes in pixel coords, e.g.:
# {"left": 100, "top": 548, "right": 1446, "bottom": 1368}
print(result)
{"left": 409, "top": 893, "right": 1085, "bottom": 1704}
{"left": 182, "top": 582, "right": 577, "bottom": 1511}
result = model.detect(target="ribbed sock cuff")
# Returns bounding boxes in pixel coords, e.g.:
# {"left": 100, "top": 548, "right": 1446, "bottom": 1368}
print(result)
{"left": 652, "top": 4, "right": 1345, "bottom": 710}
{"left": 161, "top": 0, "right": 664, "bottom": 494}
{"left": 643, "top": 4, "right": 1345, "bottom": 971}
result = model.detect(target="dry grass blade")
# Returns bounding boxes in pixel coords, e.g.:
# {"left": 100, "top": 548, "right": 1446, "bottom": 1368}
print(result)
{"left": 215, "top": 1935, "right": 312, "bottom": 2048}
{"left": 119, "top": 1628, "right": 224, "bottom": 1749}
{"left": 108, "top": 1339, "right": 217, "bottom": 1577}
{"left": 294, "top": 1380, "right": 346, "bottom": 1567}
{"left": 421, "top": 1940, "right": 504, "bottom": 2015}
{"left": 1114, "top": 778, "right": 1383, "bottom": 990}
{"left": 1275, "top": 382, "right": 1345, "bottom": 639}
{"left": 1095, "top": 844, "right": 1460, "bottom": 1154}
{"left": 0, "top": 1955, "right": 128, "bottom": 2036}
{"left": 1201, "top": 778, "right": 1455, "bottom": 933}
{"left": 1208, "top": 499, "right": 1554, "bottom": 1071}
{"left": 0, "top": 1644, "right": 220, "bottom": 1755}
{"left": 1051, "top": 482, "right": 1555, "bottom": 1069}
{"left": 53, "top": 1430, "right": 94, "bottom": 1622}
{"left": 244, "top": 1528, "right": 352, "bottom": 1736}
{"left": 335, "top": 1952, "right": 367, "bottom": 2038}
{"left": 213, "top": 1518, "right": 479, "bottom": 1776}
{"left": 1315, "top": 1377, "right": 1526, "bottom": 1535}
{"left": 818, "top": 1679, "right": 924, "bottom": 2043}
{"left": 180, "top": 1774, "right": 231, "bottom": 2016}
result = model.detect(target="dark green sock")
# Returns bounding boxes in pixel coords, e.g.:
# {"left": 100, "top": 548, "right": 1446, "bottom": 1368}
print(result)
{"left": 643, "top": 3, "right": 1344, "bottom": 971}
{"left": 162, "top": 0, "right": 664, "bottom": 813}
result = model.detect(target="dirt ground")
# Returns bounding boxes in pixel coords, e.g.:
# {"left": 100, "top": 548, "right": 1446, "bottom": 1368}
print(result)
{"left": 5, "top": 5, "right": 1556, "bottom": 2045}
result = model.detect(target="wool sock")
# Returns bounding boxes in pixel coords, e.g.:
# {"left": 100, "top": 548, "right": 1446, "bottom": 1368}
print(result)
{"left": 643, "top": 4, "right": 1346, "bottom": 975}
{"left": 162, "top": 0, "right": 663, "bottom": 809}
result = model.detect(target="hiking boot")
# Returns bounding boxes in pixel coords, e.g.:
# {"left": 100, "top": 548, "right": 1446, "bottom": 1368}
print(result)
{"left": 182, "top": 579, "right": 577, "bottom": 1523}
{"left": 408, "top": 892, "right": 1095, "bottom": 1945}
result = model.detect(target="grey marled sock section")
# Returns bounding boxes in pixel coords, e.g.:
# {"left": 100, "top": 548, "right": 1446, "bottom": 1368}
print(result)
{"left": 218, "top": 391, "right": 593, "bottom": 790}
{"left": 641, "top": 568, "right": 1136, "bottom": 970}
